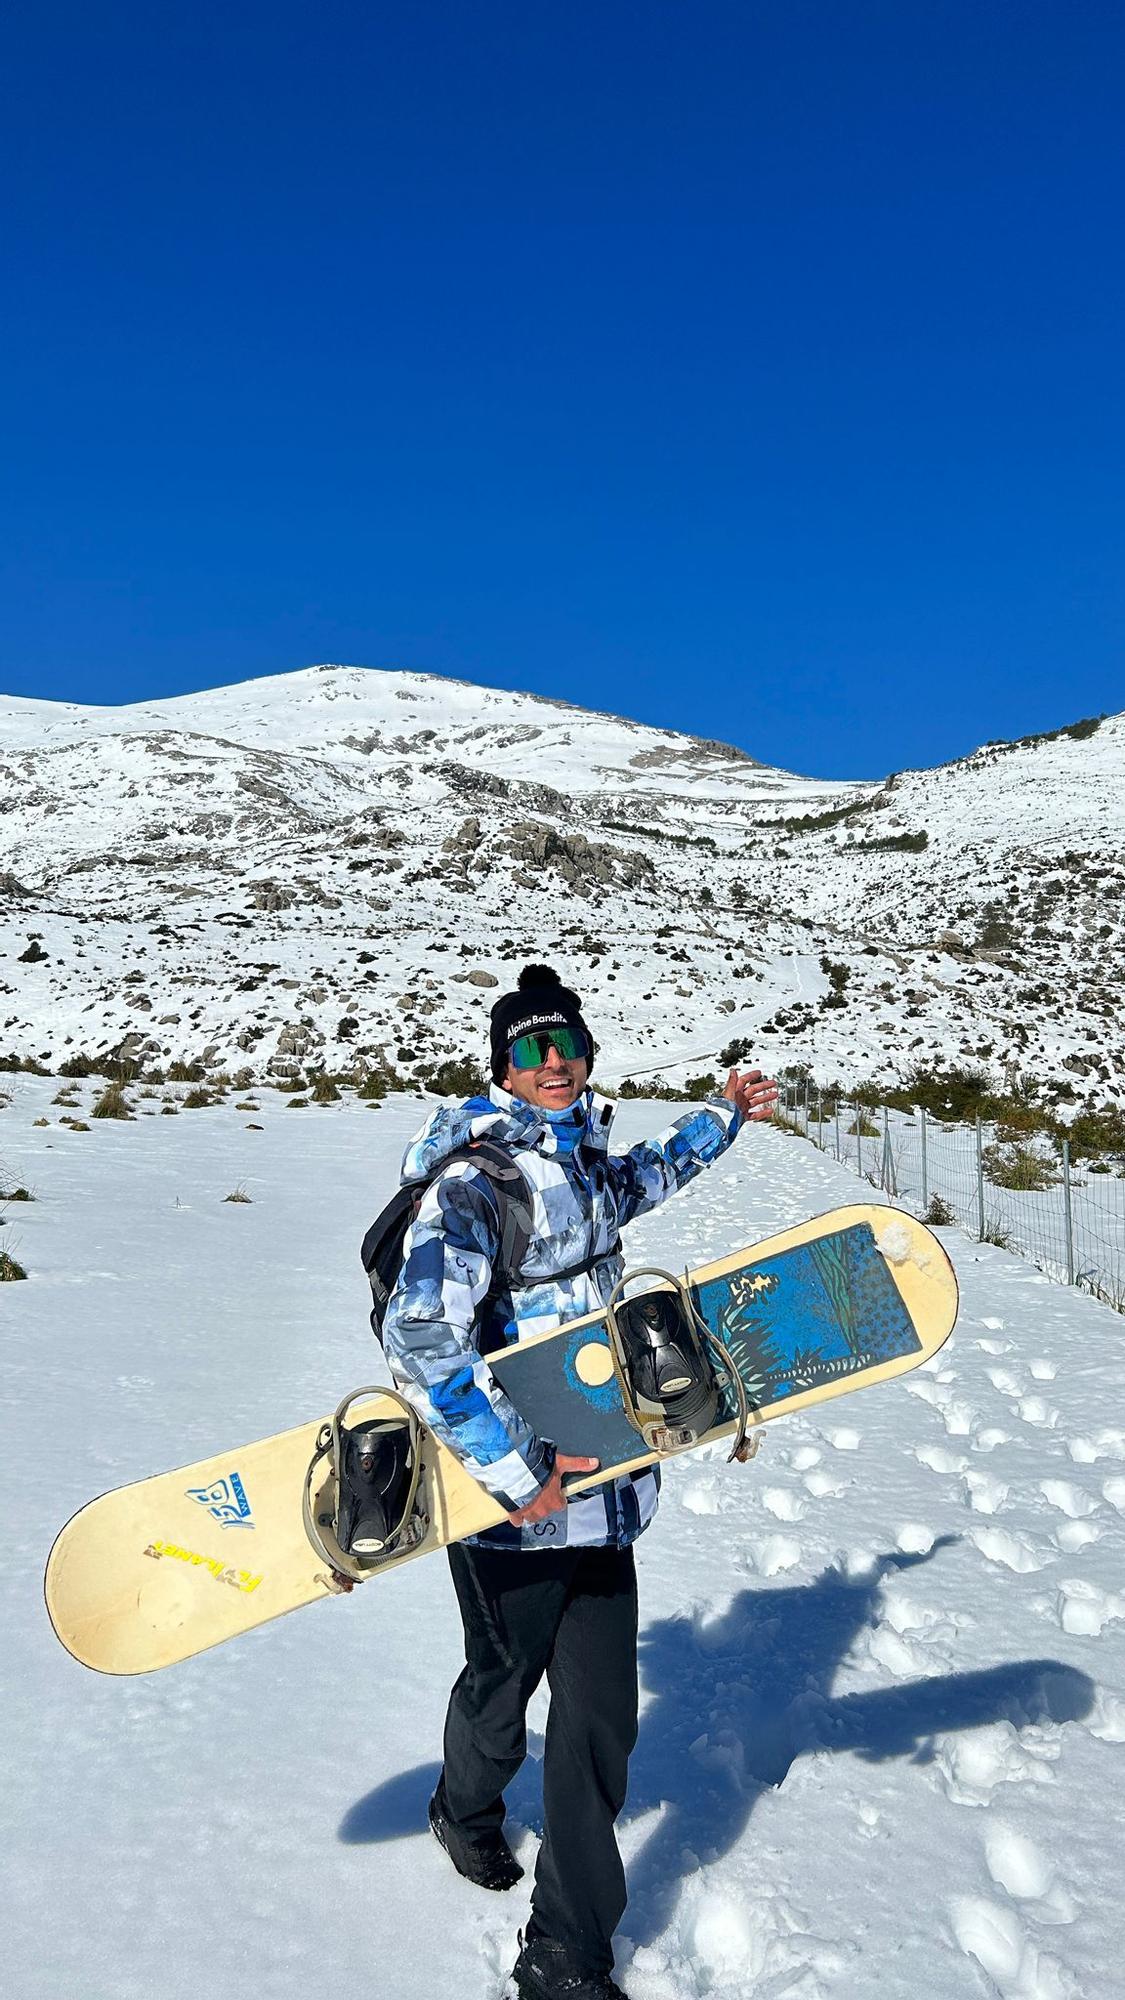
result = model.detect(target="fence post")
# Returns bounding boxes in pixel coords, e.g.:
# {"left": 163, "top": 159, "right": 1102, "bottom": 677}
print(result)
{"left": 920, "top": 1106, "right": 928, "bottom": 1210}
{"left": 882, "top": 1107, "right": 897, "bottom": 1197}
{"left": 855, "top": 1099, "right": 863, "bottom": 1179}
{"left": 815, "top": 1091, "right": 823, "bottom": 1150}
{"left": 803, "top": 1079, "right": 810, "bottom": 1137}
{"left": 1062, "top": 1140, "right": 1075, "bottom": 1285}
{"left": 835, "top": 1101, "right": 841, "bottom": 1161}
{"left": 975, "top": 1115, "right": 986, "bottom": 1240}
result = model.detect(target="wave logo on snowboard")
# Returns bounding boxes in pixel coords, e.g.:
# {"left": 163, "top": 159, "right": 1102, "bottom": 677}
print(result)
{"left": 185, "top": 1469, "right": 254, "bottom": 1530}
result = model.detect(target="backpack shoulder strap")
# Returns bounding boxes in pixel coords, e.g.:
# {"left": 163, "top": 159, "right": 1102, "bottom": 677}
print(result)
{"left": 453, "top": 1138, "right": 534, "bottom": 1286}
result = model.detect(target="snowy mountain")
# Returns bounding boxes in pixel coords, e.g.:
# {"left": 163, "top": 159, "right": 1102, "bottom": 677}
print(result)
{"left": 1, "top": 665, "right": 1122, "bottom": 1103}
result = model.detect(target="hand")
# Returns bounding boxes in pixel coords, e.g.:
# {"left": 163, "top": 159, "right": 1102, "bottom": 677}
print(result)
{"left": 723, "top": 1067, "right": 778, "bottom": 1122}
{"left": 508, "top": 1453, "right": 599, "bottom": 1524}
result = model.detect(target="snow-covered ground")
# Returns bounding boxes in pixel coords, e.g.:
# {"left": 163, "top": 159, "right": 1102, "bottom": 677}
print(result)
{"left": 3, "top": 1079, "right": 1124, "bottom": 2000}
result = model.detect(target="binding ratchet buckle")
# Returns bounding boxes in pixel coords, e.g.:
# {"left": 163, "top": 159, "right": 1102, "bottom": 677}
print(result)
{"left": 606, "top": 1269, "right": 755, "bottom": 1462}
{"left": 302, "top": 1386, "right": 429, "bottom": 1584}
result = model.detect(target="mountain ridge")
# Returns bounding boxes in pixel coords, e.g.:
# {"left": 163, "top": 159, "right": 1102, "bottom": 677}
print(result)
{"left": 2, "top": 666, "right": 1122, "bottom": 1107}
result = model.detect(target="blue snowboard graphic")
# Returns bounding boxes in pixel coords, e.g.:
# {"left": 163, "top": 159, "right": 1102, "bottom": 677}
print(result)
{"left": 489, "top": 1221, "right": 922, "bottom": 1464}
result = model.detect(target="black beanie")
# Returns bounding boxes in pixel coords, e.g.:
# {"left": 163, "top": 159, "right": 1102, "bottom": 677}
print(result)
{"left": 489, "top": 964, "right": 595, "bottom": 1084}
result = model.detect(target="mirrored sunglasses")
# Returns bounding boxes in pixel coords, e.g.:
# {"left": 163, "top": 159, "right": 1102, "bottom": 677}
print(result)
{"left": 508, "top": 1027, "right": 586, "bottom": 1071}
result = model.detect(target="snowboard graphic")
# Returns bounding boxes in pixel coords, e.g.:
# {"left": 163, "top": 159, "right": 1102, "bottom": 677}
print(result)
{"left": 45, "top": 1204, "right": 957, "bottom": 1675}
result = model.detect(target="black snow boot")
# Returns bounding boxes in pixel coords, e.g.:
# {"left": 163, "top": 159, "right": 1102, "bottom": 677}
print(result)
{"left": 511, "top": 1932, "right": 628, "bottom": 2000}
{"left": 428, "top": 1789, "right": 524, "bottom": 1892}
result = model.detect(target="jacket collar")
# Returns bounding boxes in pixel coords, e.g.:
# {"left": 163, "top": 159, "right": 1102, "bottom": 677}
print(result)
{"left": 486, "top": 1082, "right": 616, "bottom": 1157}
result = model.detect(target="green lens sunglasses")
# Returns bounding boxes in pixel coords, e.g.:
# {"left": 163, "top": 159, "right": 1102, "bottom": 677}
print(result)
{"left": 509, "top": 1027, "right": 587, "bottom": 1070}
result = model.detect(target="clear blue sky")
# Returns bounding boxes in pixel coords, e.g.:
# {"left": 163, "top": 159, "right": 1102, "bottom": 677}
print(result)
{"left": 3, "top": 2, "right": 1123, "bottom": 777}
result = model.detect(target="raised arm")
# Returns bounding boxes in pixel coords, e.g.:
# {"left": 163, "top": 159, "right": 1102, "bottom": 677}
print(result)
{"left": 605, "top": 1067, "right": 777, "bottom": 1227}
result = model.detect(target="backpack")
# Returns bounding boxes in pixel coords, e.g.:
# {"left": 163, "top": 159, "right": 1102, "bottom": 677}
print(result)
{"left": 361, "top": 1138, "right": 617, "bottom": 1353}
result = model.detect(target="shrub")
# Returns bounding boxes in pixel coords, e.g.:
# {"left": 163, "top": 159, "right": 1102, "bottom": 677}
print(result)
{"left": 1, "top": 1186, "right": 32, "bottom": 1201}
{"left": 981, "top": 1217, "right": 1013, "bottom": 1249}
{"left": 420, "top": 1057, "right": 488, "bottom": 1098}
{"left": 982, "top": 1143, "right": 1057, "bottom": 1192}
{"left": 853, "top": 830, "right": 929, "bottom": 854}
{"left": 0, "top": 1249, "right": 28, "bottom": 1280}
{"left": 719, "top": 1039, "right": 755, "bottom": 1068}
{"left": 847, "top": 1113, "right": 879, "bottom": 1138}
{"left": 924, "top": 1194, "right": 955, "bottom": 1226}
{"left": 182, "top": 1087, "right": 214, "bottom": 1110}
{"left": 91, "top": 1081, "right": 133, "bottom": 1120}
{"left": 59, "top": 1054, "right": 97, "bottom": 1078}
{"left": 168, "top": 1061, "right": 206, "bottom": 1084}
{"left": 310, "top": 1073, "right": 341, "bottom": 1103}
{"left": 1064, "top": 1106, "right": 1125, "bottom": 1162}
{"left": 223, "top": 1185, "right": 252, "bottom": 1204}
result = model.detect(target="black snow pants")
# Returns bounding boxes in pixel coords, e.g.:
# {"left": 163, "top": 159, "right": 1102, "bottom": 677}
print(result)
{"left": 440, "top": 1540, "right": 639, "bottom": 1975}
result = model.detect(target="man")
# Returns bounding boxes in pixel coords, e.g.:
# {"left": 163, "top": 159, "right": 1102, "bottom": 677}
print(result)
{"left": 383, "top": 964, "right": 777, "bottom": 2000}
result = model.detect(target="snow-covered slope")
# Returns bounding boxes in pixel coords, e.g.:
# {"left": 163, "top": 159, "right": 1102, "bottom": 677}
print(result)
{"left": 3, "top": 1081, "right": 1123, "bottom": 1998}
{"left": 2, "top": 666, "right": 1122, "bottom": 1102}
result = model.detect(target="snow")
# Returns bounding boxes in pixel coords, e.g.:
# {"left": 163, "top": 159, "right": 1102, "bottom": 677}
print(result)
{"left": 2, "top": 664, "right": 1122, "bottom": 1104}
{"left": 3, "top": 1077, "right": 1124, "bottom": 1998}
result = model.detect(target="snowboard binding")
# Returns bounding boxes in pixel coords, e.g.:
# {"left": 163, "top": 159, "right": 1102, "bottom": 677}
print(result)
{"left": 302, "top": 1387, "right": 428, "bottom": 1583}
{"left": 606, "top": 1269, "right": 754, "bottom": 1460}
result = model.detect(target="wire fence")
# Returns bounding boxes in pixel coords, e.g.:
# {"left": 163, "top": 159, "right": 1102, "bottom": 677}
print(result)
{"left": 778, "top": 1084, "right": 1125, "bottom": 1315}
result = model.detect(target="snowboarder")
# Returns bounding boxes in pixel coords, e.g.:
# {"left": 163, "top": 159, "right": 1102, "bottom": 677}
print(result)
{"left": 382, "top": 964, "right": 778, "bottom": 1999}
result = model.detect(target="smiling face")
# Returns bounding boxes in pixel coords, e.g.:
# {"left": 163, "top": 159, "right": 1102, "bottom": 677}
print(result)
{"left": 503, "top": 1037, "right": 589, "bottom": 1113}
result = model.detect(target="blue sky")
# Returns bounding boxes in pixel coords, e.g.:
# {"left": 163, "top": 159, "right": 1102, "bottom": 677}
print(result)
{"left": 3, "top": 1, "right": 1123, "bottom": 777}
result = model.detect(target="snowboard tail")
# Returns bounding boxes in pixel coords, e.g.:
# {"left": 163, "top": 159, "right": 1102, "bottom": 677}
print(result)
{"left": 45, "top": 1204, "right": 957, "bottom": 1675}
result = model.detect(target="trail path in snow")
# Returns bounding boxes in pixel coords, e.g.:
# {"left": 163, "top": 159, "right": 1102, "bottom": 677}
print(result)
{"left": 2, "top": 1082, "right": 1122, "bottom": 1999}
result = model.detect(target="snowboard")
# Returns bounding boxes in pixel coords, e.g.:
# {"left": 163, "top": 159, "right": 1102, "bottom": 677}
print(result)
{"left": 45, "top": 1204, "right": 957, "bottom": 1675}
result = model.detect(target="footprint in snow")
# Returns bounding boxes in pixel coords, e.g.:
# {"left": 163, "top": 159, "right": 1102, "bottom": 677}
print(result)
{"left": 1051, "top": 1520, "right": 1103, "bottom": 1555}
{"left": 1101, "top": 1476, "right": 1125, "bottom": 1512}
{"left": 1038, "top": 1479, "right": 1098, "bottom": 1521}
{"left": 895, "top": 1523, "right": 937, "bottom": 1555}
{"left": 1086, "top": 1689, "right": 1125, "bottom": 1743}
{"left": 986, "top": 1365, "right": 1025, "bottom": 1397}
{"left": 1018, "top": 1396, "right": 1060, "bottom": 1430}
{"left": 1053, "top": 1578, "right": 1125, "bottom": 1637}
{"left": 787, "top": 1445, "right": 821, "bottom": 1472}
{"left": 825, "top": 1425, "right": 860, "bottom": 1451}
{"left": 974, "top": 1426, "right": 1016, "bottom": 1453}
{"left": 933, "top": 1721, "right": 1060, "bottom": 1809}
{"left": 961, "top": 1469, "right": 1010, "bottom": 1516}
{"left": 803, "top": 1468, "right": 850, "bottom": 1499}
{"left": 977, "top": 1336, "right": 1013, "bottom": 1355}
{"left": 969, "top": 1525, "right": 1051, "bottom": 1575}
{"left": 912, "top": 1443, "right": 968, "bottom": 1476}
{"left": 760, "top": 1485, "right": 806, "bottom": 1524}
{"left": 939, "top": 1397, "right": 980, "bottom": 1439}
{"left": 983, "top": 1821, "right": 1076, "bottom": 1922}
{"left": 950, "top": 1896, "right": 1079, "bottom": 1998}
{"left": 1066, "top": 1430, "right": 1125, "bottom": 1465}
{"left": 748, "top": 1534, "right": 802, "bottom": 1577}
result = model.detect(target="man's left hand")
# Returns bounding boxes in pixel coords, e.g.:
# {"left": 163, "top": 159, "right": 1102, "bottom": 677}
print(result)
{"left": 723, "top": 1067, "right": 778, "bottom": 1122}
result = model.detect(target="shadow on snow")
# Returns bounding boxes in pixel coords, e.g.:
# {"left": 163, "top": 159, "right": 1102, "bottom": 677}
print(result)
{"left": 339, "top": 1542, "right": 1094, "bottom": 1948}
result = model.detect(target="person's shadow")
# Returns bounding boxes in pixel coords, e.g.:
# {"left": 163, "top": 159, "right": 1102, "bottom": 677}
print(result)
{"left": 340, "top": 1543, "right": 1094, "bottom": 1949}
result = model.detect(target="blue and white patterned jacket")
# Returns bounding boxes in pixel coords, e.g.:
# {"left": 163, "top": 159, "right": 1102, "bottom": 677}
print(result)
{"left": 382, "top": 1083, "right": 743, "bottom": 1550}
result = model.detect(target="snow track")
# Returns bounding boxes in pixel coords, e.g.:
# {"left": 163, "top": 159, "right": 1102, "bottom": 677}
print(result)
{"left": 2, "top": 1083, "right": 1123, "bottom": 1998}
